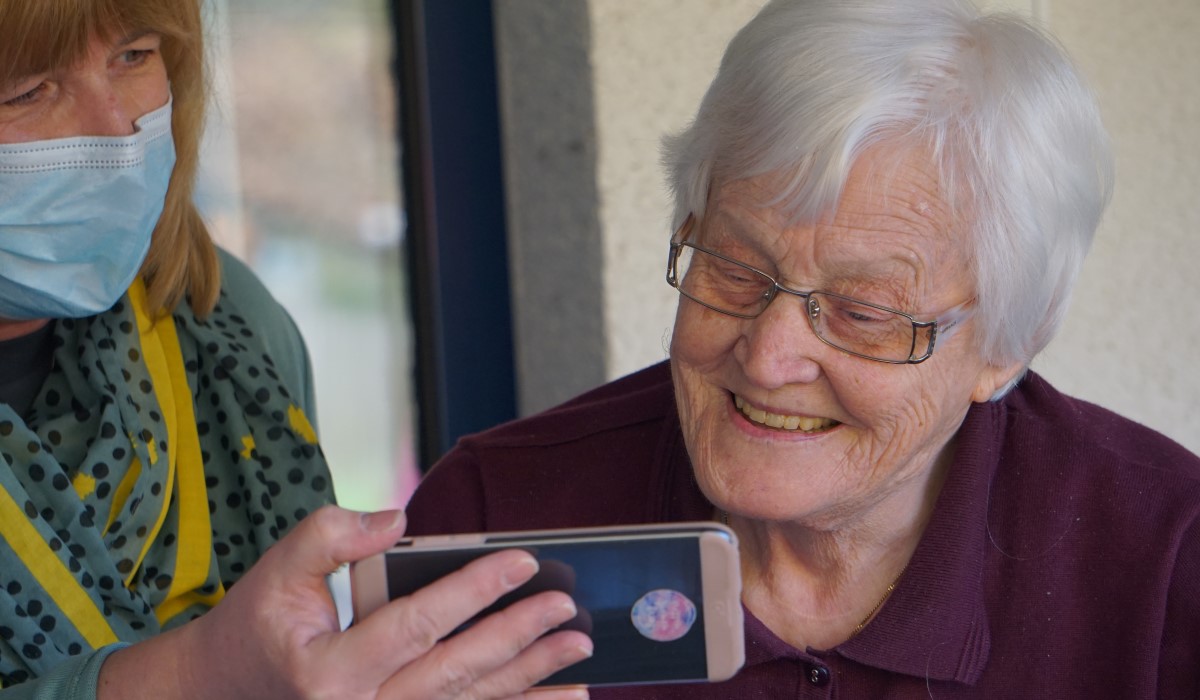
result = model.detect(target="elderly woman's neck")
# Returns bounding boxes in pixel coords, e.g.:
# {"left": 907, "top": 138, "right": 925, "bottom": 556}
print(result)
{"left": 733, "top": 440, "right": 954, "bottom": 649}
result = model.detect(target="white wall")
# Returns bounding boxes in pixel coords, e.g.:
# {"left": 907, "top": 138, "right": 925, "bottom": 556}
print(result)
{"left": 496, "top": 0, "right": 1200, "bottom": 455}
{"left": 1030, "top": 0, "right": 1200, "bottom": 451}
{"left": 588, "top": 1, "right": 769, "bottom": 376}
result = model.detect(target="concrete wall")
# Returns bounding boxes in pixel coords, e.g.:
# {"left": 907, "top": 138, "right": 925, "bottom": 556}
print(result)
{"left": 493, "top": 1, "right": 608, "bottom": 416}
{"left": 495, "top": 0, "right": 1200, "bottom": 455}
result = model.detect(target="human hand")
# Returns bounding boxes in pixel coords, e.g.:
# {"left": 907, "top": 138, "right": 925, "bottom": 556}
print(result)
{"left": 102, "top": 506, "right": 592, "bottom": 699}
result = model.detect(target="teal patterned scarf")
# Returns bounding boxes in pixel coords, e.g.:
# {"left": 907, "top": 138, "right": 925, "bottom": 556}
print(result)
{"left": 0, "top": 279, "right": 334, "bottom": 686}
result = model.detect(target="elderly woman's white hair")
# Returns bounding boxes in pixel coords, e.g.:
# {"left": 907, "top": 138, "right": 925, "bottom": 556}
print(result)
{"left": 662, "top": 0, "right": 1113, "bottom": 392}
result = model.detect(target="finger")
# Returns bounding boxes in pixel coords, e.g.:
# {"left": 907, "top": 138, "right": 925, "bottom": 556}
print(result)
{"left": 454, "top": 629, "right": 593, "bottom": 700}
{"left": 263, "top": 505, "right": 407, "bottom": 581}
{"left": 380, "top": 589, "right": 590, "bottom": 699}
{"left": 332, "top": 549, "right": 542, "bottom": 687}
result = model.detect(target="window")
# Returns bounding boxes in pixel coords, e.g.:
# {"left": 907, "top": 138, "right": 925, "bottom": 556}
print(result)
{"left": 197, "top": 0, "right": 417, "bottom": 510}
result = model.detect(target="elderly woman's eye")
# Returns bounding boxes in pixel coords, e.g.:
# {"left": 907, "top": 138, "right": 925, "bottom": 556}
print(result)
{"left": 723, "top": 269, "right": 757, "bottom": 285}
{"left": 711, "top": 261, "right": 759, "bottom": 286}
{"left": 822, "top": 297, "right": 894, "bottom": 328}
{"left": 845, "top": 308, "right": 888, "bottom": 323}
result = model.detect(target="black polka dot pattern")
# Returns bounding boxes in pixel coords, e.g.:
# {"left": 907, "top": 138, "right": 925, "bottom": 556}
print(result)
{"left": 0, "top": 285, "right": 333, "bottom": 685}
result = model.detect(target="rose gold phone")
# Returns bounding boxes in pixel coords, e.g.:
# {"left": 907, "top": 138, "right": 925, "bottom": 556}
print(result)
{"left": 351, "top": 522, "right": 744, "bottom": 688}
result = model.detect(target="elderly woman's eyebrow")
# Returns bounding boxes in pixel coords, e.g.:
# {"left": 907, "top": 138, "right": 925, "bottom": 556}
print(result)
{"left": 815, "top": 258, "right": 922, "bottom": 301}
{"left": 703, "top": 205, "right": 791, "bottom": 245}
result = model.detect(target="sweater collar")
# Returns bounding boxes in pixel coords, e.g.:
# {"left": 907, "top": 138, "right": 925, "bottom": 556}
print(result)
{"left": 836, "top": 398, "right": 1003, "bottom": 683}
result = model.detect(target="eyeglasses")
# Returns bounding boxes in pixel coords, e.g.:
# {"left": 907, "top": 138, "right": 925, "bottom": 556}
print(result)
{"left": 665, "top": 240, "right": 972, "bottom": 364}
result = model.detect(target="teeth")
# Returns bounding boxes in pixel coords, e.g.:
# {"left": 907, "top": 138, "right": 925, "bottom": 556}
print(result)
{"left": 734, "top": 395, "right": 838, "bottom": 433}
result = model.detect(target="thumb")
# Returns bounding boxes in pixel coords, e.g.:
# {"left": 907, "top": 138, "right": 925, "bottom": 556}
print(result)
{"left": 270, "top": 505, "right": 408, "bottom": 579}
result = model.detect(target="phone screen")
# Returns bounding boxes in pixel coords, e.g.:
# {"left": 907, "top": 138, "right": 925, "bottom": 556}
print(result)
{"left": 383, "top": 534, "right": 710, "bottom": 687}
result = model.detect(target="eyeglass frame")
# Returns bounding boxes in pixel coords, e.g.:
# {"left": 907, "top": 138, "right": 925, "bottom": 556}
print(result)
{"left": 665, "top": 230, "right": 973, "bottom": 365}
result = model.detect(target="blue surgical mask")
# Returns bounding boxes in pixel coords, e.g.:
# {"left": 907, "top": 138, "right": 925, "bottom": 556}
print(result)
{"left": 0, "top": 98, "right": 176, "bottom": 320}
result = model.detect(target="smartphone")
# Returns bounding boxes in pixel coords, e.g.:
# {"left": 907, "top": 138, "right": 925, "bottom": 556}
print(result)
{"left": 351, "top": 522, "right": 744, "bottom": 688}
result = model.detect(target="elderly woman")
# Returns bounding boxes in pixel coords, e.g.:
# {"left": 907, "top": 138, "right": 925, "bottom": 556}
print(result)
{"left": 406, "top": 0, "right": 1200, "bottom": 696}
{"left": 0, "top": 1, "right": 591, "bottom": 697}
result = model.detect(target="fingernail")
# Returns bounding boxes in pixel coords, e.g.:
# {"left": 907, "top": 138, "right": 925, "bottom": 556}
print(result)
{"left": 361, "top": 509, "right": 404, "bottom": 532}
{"left": 560, "top": 641, "right": 594, "bottom": 665}
{"left": 501, "top": 554, "right": 539, "bottom": 590}
{"left": 543, "top": 599, "right": 578, "bottom": 630}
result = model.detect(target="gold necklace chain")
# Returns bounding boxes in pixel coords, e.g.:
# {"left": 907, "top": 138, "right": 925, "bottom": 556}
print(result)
{"left": 718, "top": 509, "right": 906, "bottom": 637}
{"left": 850, "top": 565, "right": 906, "bottom": 636}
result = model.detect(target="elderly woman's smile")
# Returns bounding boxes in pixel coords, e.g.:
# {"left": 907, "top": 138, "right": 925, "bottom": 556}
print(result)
{"left": 733, "top": 394, "right": 840, "bottom": 433}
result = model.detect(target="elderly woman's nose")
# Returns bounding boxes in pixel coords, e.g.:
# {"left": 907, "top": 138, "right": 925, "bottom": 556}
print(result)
{"left": 735, "top": 298, "right": 824, "bottom": 388}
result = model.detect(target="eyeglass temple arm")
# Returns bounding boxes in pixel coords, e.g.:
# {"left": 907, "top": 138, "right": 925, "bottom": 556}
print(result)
{"left": 911, "top": 300, "right": 974, "bottom": 362}
{"left": 666, "top": 216, "right": 697, "bottom": 287}
{"left": 666, "top": 241, "right": 682, "bottom": 287}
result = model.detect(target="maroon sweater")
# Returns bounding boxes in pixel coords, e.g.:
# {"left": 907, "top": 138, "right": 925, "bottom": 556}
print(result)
{"left": 406, "top": 362, "right": 1200, "bottom": 698}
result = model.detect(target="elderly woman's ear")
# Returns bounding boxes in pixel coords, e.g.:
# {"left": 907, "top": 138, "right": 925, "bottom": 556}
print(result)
{"left": 970, "top": 362, "right": 1027, "bottom": 404}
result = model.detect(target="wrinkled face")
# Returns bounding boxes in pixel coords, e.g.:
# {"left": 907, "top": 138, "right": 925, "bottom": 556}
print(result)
{"left": 0, "top": 30, "right": 168, "bottom": 144}
{"left": 670, "top": 144, "right": 1014, "bottom": 528}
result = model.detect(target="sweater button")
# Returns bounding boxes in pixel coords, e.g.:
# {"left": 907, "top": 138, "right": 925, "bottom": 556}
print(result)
{"left": 807, "top": 664, "right": 830, "bottom": 686}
